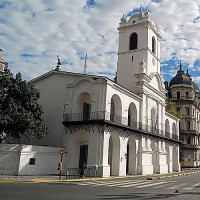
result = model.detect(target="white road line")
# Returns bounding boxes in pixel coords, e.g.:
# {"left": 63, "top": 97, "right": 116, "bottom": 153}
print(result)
{"left": 135, "top": 182, "right": 167, "bottom": 188}
{"left": 152, "top": 181, "right": 176, "bottom": 189}
{"left": 152, "top": 183, "right": 171, "bottom": 189}
{"left": 183, "top": 183, "right": 200, "bottom": 191}
{"left": 105, "top": 181, "right": 148, "bottom": 187}
{"left": 74, "top": 180, "right": 143, "bottom": 186}
{"left": 119, "top": 181, "right": 154, "bottom": 188}
{"left": 167, "top": 183, "right": 186, "bottom": 190}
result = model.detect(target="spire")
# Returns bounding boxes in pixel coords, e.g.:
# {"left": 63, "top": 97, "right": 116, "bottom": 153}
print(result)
{"left": 55, "top": 55, "right": 61, "bottom": 71}
{"left": 186, "top": 65, "right": 191, "bottom": 77}
{"left": 177, "top": 59, "right": 184, "bottom": 75}
{"left": 83, "top": 53, "right": 87, "bottom": 74}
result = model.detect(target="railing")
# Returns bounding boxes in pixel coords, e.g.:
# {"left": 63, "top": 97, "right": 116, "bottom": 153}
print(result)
{"left": 180, "top": 129, "right": 199, "bottom": 134}
{"left": 63, "top": 111, "right": 179, "bottom": 141}
{"left": 65, "top": 167, "right": 99, "bottom": 179}
{"left": 181, "top": 144, "right": 200, "bottom": 149}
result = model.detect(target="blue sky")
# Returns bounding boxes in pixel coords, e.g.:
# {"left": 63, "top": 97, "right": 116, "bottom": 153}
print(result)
{"left": 0, "top": 0, "right": 200, "bottom": 87}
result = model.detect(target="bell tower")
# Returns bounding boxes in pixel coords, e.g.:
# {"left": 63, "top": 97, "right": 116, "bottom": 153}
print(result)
{"left": 116, "top": 8, "right": 162, "bottom": 92}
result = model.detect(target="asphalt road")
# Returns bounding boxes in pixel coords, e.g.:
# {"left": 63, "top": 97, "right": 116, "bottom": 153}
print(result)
{"left": 1, "top": 173, "right": 200, "bottom": 200}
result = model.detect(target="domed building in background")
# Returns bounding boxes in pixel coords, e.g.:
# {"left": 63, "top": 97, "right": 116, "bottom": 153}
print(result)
{"left": 167, "top": 62, "right": 200, "bottom": 168}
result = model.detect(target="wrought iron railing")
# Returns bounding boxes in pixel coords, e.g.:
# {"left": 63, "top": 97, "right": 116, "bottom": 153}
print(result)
{"left": 180, "top": 129, "right": 199, "bottom": 134}
{"left": 65, "top": 167, "right": 99, "bottom": 179}
{"left": 63, "top": 111, "right": 179, "bottom": 141}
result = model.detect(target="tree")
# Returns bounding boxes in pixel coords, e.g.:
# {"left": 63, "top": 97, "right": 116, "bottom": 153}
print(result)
{"left": 166, "top": 100, "right": 182, "bottom": 119}
{"left": 0, "top": 66, "right": 47, "bottom": 143}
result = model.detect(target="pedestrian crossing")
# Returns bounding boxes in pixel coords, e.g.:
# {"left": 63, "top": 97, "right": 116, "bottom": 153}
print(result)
{"left": 72, "top": 179, "right": 200, "bottom": 191}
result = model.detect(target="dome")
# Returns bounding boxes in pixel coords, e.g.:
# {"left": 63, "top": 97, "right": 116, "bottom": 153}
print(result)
{"left": 169, "top": 65, "right": 199, "bottom": 91}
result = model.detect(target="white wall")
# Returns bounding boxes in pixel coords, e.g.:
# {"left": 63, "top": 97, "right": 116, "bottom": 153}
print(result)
{"left": 0, "top": 144, "right": 61, "bottom": 175}
{"left": 0, "top": 144, "right": 21, "bottom": 175}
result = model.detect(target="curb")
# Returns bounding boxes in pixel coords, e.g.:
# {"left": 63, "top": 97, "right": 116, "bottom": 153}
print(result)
{"left": 1, "top": 170, "right": 200, "bottom": 184}
{"left": 146, "top": 170, "right": 200, "bottom": 180}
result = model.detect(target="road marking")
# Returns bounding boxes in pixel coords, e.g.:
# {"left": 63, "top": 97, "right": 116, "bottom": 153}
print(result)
{"left": 119, "top": 181, "right": 158, "bottom": 188}
{"left": 183, "top": 183, "right": 200, "bottom": 190}
{"left": 75, "top": 180, "right": 144, "bottom": 186}
{"left": 167, "top": 183, "right": 186, "bottom": 189}
{"left": 135, "top": 181, "right": 167, "bottom": 188}
{"left": 152, "top": 183, "right": 171, "bottom": 188}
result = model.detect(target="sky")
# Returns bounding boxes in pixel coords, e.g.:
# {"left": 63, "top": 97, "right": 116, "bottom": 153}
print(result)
{"left": 0, "top": 0, "right": 200, "bottom": 87}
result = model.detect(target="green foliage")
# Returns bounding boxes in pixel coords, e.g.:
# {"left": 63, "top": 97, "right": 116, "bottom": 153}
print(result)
{"left": 166, "top": 100, "right": 182, "bottom": 119}
{"left": 0, "top": 67, "right": 47, "bottom": 142}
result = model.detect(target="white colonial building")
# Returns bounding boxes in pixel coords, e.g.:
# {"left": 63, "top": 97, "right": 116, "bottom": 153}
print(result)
{"left": 29, "top": 9, "right": 181, "bottom": 177}
{"left": 0, "top": 9, "right": 181, "bottom": 176}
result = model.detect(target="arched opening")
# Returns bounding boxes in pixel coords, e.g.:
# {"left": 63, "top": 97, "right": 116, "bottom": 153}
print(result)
{"left": 172, "top": 123, "right": 176, "bottom": 135}
{"left": 75, "top": 92, "right": 91, "bottom": 121}
{"left": 126, "top": 142, "right": 129, "bottom": 174}
{"left": 177, "top": 91, "right": 180, "bottom": 99}
{"left": 128, "top": 103, "right": 137, "bottom": 128}
{"left": 79, "top": 144, "right": 88, "bottom": 168}
{"left": 110, "top": 94, "right": 122, "bottom": 124}
{"left": 186, "top": 91, "right": 189, "bottom": 99}
{"left": 129, "top": 32, "right": 138, "bottom": 50}
{"left": 165, "top": 119, "right": 170, "bottom": 136}
{"left": 151, "top": 108, "right": 156, "bottom": 133}
{"left": 151, "top": 140, "right": 157, "bottom": 174}
{"left": 152, "top": 36, "right": 156, "bottom": 54}
{"left": 108, "top": 134, "right": 120, "bottom": 176}
{"left": 128, "top": 136, "right": 138, "bottom": 175}
{"left": 108, "top": 136, "right": 113, "bottom": 175}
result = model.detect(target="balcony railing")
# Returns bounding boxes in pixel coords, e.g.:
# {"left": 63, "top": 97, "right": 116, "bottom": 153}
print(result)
{"left": 180, "top": 129, "right": 199, "bottom": 135}
{"left": 181, "top": 143, "right": 200, "bottom": 149}
{"left": 63, "top": 111, "right": 179, "bottom": 141}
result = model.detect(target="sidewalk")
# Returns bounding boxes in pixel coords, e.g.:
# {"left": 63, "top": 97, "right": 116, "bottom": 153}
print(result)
{"left": 0, "top": 169, "right": 200, "bottom": 183}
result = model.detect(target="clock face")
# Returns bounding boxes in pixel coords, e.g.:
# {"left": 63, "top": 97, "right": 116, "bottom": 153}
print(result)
{"left": 152, "top": 58, "right": 155, "bottom": 65}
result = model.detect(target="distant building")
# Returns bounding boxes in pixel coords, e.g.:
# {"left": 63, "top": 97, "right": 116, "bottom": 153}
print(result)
{"left": 168, "top": 64, "right": 200, "bottom": 168}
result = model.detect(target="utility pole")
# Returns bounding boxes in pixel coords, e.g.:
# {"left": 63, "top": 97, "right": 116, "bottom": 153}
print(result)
{"left": 59, "top": 148, "right": 64, "bottom": 180}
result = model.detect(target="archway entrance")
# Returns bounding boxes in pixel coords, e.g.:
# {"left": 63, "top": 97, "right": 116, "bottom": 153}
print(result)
{"left": 126, "top": 143, "right": 129, "bottom": 174}
{"left": 79, "top": 145, "right": 88, "bottom": 168}
{"left": 108, "top": 136, "right": 113, "bottom": 175}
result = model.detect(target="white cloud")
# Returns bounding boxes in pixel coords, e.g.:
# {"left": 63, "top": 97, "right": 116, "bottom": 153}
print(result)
{"left": 0, "top": 0, "right": 200, "bottom": 85}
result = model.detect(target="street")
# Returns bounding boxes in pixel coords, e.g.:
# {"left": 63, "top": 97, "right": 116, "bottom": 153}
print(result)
{"left": 0, "top": 173, "right": 200, "bottom": 200}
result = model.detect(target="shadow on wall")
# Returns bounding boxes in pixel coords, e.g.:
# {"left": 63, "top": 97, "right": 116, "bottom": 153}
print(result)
{"left": 0, "top": 144, "right": 22, "bottom": 175}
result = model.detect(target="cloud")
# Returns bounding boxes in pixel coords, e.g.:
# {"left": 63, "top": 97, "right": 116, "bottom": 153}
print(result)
{"left": 0, "top": 0, "right": 200, "bottom": 88}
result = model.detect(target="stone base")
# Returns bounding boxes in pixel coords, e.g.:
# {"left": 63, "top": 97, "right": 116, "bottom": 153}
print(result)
{"left": 158, "top": 164, "right": 168, "bottom": 174}
{"left": 98, "top": 165, "right": 110, "bottom": 177}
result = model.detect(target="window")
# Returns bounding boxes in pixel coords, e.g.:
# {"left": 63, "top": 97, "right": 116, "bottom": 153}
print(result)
{"left": 29, "top": 158, "right": 36, "bottom": 165}
{"left": 176, "top": 107, "right": 181, "bottom": 113}
{"left": 194, "top": 152, "right": 197, "bottom": 161}
{"left": 188, "top": 153, "right": 191, "bottom": 161}
{"left": 186, "top": 108, "right": 190, "bottom": 115}
{"left": 177, "top": 91, "right": 180, "bottom": 99}
{"left": 187, "top": 121, "right": 190, "bottom": 130}
{"left": 129, "top": 33, "right": 138, "bottom": 50}
{"left": 83, "top": 103, "right": 90, "bottom": 121}
{"left": 152, "top": 36, "right": 156, "bottom": 54}
{"left": 180, "top": 135, "right": 184, "bottom": 141}
{"left": 128, "top": 109, "right": 131, "bottom": 126}
{"left": 187, "top": 136, "right": 191, "bottom": 144}
{"left": 186, "top": 91, "right": 189, "bottom": 99}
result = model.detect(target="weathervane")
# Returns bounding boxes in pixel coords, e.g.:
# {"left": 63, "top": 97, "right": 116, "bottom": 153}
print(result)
{"left": 55, "top": 55, "right": 62, "bottom": 71}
